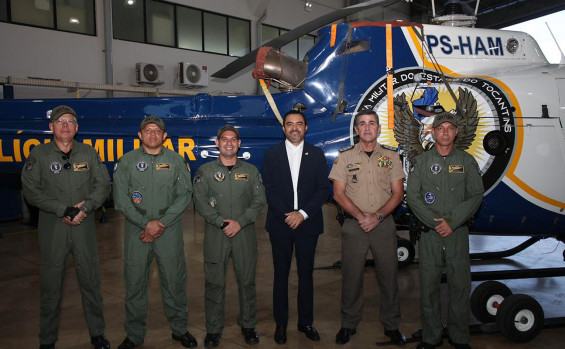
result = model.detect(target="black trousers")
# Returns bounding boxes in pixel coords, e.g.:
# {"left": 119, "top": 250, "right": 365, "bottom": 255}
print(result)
{"left": 269, "top": 229, "right": 319, "bottom": 327}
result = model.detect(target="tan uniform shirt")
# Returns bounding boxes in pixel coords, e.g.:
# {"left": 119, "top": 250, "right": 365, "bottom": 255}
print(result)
{"left": 329, "top": 143, "right": 404, "bottom": 213}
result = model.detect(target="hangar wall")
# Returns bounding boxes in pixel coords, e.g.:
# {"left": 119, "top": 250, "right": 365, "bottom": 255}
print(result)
{"left": 0, "top": 0, "right": 343, "bottom": 99}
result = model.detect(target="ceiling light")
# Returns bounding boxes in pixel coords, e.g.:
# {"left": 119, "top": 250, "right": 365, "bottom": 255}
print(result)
{"left": 304, "top": 1, "right": 312, "bottom": 12}
{"left": 69, "top": 17, "right": 80, "bottom": 24}
{"left": 124, "top": 0, "right": 136, "bottom": 7}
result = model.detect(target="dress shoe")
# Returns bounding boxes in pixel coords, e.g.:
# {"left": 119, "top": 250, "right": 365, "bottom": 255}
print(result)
{"left": 417, "top": 341, "right": 443, "bottom": 349}
{"left": 297, "top": 324, "right": 320, "bottom": 341}
{"left": 39, "top": 344, "right": 54, "bottom": 349}
{"left": 91, "top": 334, "right": 111, "bottom": 349}
{"left": 335, "top": 327, "right": 356, "bottom": 344}
{"left": 172, "top": 332, "right": 198, "bottom": 348}
{"left": 384, "top": 329, "right": 407, "bottom": 345}
{"left": 204, "top": 333, "right": 221, "bottom": 348}
{"left": 241, "top": 327, "right": 259, "bottom": 345}
{"left": 118, "top": 337, "right": 137, "bottom": 349}
{"left": 274, "top": 325, "right": 287, "bottom": 344}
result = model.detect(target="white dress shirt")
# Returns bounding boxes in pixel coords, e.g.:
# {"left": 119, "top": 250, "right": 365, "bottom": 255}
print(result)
{"left": 285, "top": 139, "right": 308, "bottom": 220}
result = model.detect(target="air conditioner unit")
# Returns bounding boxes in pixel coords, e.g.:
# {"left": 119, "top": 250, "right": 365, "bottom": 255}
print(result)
{"left": 136, "top": 62, "right": 164, "bottom": 85}
{"left": 179, "top": 62, "right": 208, "bottom": 87}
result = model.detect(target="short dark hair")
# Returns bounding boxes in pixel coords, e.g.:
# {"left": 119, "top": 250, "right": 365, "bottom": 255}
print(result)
{"left": 283, "top": 110, "right": 307, "bottom": 126}
{"left": 353, "top": 110, "right": 378, "bottom": 126}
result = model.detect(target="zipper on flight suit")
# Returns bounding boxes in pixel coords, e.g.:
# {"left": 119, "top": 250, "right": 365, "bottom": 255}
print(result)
{"left": 441, "top": 155, "right": 447, "bottom": 218}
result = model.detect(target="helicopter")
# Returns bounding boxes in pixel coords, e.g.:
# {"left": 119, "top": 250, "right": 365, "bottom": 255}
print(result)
{"left": 0, "top": 0, "right": 564, "bottom": 342}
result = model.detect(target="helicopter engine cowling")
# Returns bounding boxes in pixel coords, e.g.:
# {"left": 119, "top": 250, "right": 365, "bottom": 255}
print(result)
{"left": 252, "top": 46, "right": 308, "bottom": 89}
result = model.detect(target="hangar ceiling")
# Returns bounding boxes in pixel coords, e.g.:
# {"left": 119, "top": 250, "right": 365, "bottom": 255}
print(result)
{"left": 407, "top": 0, "right": 565, "bottom": 28}
{"left": 338, "top": 0, "right": 565, "bottom": 28}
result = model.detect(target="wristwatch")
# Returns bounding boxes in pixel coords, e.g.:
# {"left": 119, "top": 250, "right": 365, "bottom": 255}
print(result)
{"left": 79, "top": 205, "right": 88, "bottom": 213}
{"left": 377, "top": 214, "right": 384, "bottom": 223}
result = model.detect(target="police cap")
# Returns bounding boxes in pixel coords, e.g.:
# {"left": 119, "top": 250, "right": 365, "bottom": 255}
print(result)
{"left": 432, "top": 112, "right": 457, "bottom": 128}
{"left": 217, "top": 124, "right": 239, "bottom": 139}
{"left": 140, "top": 115, "right": 166, "bottom": 131}
{"left": 50, "top": 105, "right": 77, "bottom": 122}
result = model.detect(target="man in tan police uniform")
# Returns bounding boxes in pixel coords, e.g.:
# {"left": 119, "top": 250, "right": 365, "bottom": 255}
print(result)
{"left": 329, "top": 110, "right": 406, "bottom": 346}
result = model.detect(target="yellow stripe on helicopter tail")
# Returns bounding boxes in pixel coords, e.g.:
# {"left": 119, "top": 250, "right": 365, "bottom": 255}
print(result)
{"left": 259, "top": 79, "right": 284, "bottom": 125}
{"left": 386, "top": 24, "right": 394, "bottom": 129}
{"left": 330, "top": 24, "right": 337, "bottom": 47}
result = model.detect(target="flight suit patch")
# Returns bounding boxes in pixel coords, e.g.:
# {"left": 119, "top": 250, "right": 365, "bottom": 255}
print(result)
{"left": 424, "top": 192, "right": 435, "bottom": 204}
{"left": 209, "top": 197, "right": 217, "bottom": 207}
{"left": 430, "top": 163, "right": 442, "bottom": 175}
{"left": 214, "top": 171, "right": 225, "bottom": 182}
{"left": 235, "top": 173, "right": 249, "bottom": 181}
{"left": 132, "top": 191, "right": 143, "bottom": 204}
{"left": 449, "top": 165, "right": 464, "bottom": 173}
{"left": 377, "top": 155, "right": 393, "bottom": 168}
{"left": 194, "top": 170, "right": 202, "bottom": 183}
{"left": 25, "top": 158, "right": 35, "bottom": 171}
{"left": 136, "top": 161, "right": 148, "bottom": 172}
{"left": 156, "top": 163, "right": 170, "bottom": 170}
{"left": 73, "top": 162, "right": 89, "bottom": 171}
{"left": 50, "top": 161, "right": 62, "bottom": 174}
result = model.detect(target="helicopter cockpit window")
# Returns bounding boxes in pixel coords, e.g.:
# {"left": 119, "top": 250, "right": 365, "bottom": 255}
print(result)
{"left": 338, "top": 40, "right": 370, "bottom": 55}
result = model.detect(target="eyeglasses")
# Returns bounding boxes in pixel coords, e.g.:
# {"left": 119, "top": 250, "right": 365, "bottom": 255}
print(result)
{"left": 62, "top": 153, "right": 71, "bottom": 170}
{"left": 54, "top": 118, "right": 77, "bottom": 125}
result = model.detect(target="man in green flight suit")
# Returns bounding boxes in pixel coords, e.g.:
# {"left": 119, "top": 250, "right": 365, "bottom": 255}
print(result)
{"left": 193, "top": 125, "right": 266, "bottom": 348}
{"left": 113, "top": 116, "right": 196, "bottom": 349}
{"left": 21, "top": 105, "right": 111, "bottom": 349}
{"left": 406, "top": 112, "right": 484, "bottom": 349}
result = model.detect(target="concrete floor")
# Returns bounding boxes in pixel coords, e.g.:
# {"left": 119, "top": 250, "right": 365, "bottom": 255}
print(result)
{"left": 0, "top": 204, "right": 564, "bottom": 349}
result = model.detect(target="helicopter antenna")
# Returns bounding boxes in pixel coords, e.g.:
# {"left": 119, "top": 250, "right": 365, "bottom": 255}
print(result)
{"left": 545, "top": 22, "right": 565, "bottom": 65}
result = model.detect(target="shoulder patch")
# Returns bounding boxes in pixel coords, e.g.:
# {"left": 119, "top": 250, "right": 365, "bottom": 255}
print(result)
{"left": 194, "top": 169, "right": 202, "bottom": 183}
{"left": 339, "top": 145, "right": 354, "bottom": 153}
{"left": 24, "top": 157, "right": 35, "bottom": 171}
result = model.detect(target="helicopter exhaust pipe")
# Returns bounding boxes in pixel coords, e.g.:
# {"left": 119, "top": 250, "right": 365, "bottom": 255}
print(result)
{"left": 252, "top": 46, "right": 308, "bottom": 89}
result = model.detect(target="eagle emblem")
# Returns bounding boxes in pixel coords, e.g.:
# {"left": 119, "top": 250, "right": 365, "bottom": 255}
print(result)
{"left": 393, "top": 87, "right": 479, "bottom": 160}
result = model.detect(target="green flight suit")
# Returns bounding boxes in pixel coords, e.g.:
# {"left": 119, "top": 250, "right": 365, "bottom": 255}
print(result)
{"left": 193, "top": 158, "right": 266, "bottom": 333}
{"left": 113, "top": 147, "right": 193, "bottom": 344}
{"left": 21, "top": 141, "right": 111, "bottom": 345}
{"left": 406, "top": 147, "right": 484, "bottom": 345}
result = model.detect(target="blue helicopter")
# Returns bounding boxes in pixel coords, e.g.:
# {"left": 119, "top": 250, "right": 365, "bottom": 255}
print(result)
{"left": 0, "top": 0, "right": 564, "bottom": 342}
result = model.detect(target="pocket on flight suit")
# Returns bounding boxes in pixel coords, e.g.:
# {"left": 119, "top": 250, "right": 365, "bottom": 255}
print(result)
{"left": 448, "top": 175, "right": 466, "bottom": 203}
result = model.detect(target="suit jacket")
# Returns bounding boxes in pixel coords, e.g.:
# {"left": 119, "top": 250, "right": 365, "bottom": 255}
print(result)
{"left": 262, "top": 141, "right": 330, "bottom": 236}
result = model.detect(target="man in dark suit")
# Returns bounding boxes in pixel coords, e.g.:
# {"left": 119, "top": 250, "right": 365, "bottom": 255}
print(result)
{"left": 262, "top": 110, "right": 330, "bottom": 345}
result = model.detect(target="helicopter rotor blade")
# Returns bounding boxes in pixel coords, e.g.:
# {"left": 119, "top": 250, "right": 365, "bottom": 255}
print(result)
{"left": 211, "top": 0, "right": 398, "bottom": 79}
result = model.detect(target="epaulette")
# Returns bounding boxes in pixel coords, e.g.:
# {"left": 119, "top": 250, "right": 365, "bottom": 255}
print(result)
{"left": 380, "top": 144, "right": 398, "bottom": 152}
{"left": 338, "top": 145, "right": 354, "bottom": 153}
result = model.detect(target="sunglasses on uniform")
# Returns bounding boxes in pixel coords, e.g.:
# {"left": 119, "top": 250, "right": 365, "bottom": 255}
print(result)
{"left": 62, "top": 153, "right": 72, "bottom": 170}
